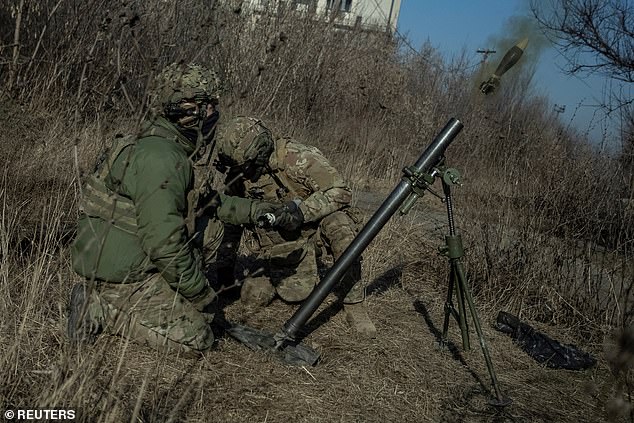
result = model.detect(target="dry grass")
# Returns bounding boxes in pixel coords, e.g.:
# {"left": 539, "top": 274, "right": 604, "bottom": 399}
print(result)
{"left": 0, "top": 188, "right": 626, "bottom": 421}
{"left": 2, "top": 1, "right": 634, "bottom": 421}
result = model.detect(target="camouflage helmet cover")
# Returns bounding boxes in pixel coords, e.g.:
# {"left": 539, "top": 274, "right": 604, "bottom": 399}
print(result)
{"left": 153, "top": 63, "right": 223, "bottom": 110}
{"left": 216, "top": 116, "right": 274, "bottom": 166}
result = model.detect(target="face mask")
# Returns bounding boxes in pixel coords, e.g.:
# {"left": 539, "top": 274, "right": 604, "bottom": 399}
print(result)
{"left": 178, "top": 110, "right": 219, "bottom": 144}
{"left": 201, "top": 110, "right": 220, "bottom": 142}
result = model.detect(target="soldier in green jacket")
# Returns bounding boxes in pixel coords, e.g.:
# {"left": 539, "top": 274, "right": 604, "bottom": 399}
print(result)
{"left": 214, "top": 116, "right": 376, "bottom": 337}
{"left": 68, "top": 64, "right": 294, "bottom": 355}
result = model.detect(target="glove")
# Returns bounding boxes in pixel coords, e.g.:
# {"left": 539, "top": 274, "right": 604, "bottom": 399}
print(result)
{"left": 273, "top": 200, "right": 304, "bottom": 232}
{"left": 249, "top": 201, "right": 280, "bottom": 226}
{"left": 187, "top": 284, "right": 218, "bottom": 314}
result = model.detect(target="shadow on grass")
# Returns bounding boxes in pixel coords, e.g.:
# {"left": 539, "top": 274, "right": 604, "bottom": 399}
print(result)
{"left": 366, "top": 264, "right": 404, "bottom": 296}
{"left": 413, "top": 299, "right": 515, "bottom": 422}
{"left": 214, "top": 263, "right": 405, "bottom": 358}
{"left": 296, "top": 264, "right": 405, "bottom": 341}
{"left": 413, "top": 299, "right": 487, "bottom": 386}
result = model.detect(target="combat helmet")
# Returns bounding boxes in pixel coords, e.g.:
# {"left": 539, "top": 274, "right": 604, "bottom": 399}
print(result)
{"left": 152, "top": 63, "right": 223, "bottom": 125}
{"left": 216, "top": 116, "right": 274, "bottom": 168}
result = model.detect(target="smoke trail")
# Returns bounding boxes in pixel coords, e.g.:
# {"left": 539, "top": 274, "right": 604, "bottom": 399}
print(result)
{"left": 480, "top": 4, "right": 552, "bottom": 81}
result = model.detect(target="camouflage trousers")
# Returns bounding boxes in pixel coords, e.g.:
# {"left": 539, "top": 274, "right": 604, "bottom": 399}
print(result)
{"left": 82, "top": 275, "right": 214, "bottom": 355}
{"left": 82, "top": 215, "right": 225, "bottom": 355}
{"left": 245, "top": 210, "right": 365, "bottom": 304}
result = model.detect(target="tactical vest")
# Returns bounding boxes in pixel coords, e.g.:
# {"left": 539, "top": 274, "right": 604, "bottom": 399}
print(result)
{"left": 80, "top": 135, "right": 138, "bottom": 234}
{"left": 80, "top": 127, "right": 201, "bottom": 236}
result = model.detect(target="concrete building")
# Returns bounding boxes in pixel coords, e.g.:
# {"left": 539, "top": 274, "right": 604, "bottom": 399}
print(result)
{"left": 245, "top": 0, "right": 401, "bottom": 33}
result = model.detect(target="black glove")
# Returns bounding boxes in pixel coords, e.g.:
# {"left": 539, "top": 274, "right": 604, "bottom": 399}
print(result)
{"left": 273, "top": 200, "right": 304, "bottom": 231}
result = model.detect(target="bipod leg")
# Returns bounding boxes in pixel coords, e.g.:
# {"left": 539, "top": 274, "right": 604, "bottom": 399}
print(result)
{"left": 441, "top": 266, "right": 454, "bottom": 346}
{"left": 441, "top": 257, "right": 470, "bottom": 350}
{"left": 453, "top": 259, "right": 470, "bottom": 350}
{"left": 455, "top": 261, "right": 511, "bottom": 406}
{"left": 441, "top": 179, "right": 511, "bottom": 407}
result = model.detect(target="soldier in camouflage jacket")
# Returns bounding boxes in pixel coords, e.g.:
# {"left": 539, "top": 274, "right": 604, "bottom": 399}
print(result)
{"left": 214, "top": 116, "right": 376, "bottom": 337}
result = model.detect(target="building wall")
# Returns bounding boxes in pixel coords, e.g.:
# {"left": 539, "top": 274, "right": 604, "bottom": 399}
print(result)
{"left": 243, "top": 0, "right": 401, "bottom": 32}
{"left": 319, "top": 0, "right": 401, "bottom": 32}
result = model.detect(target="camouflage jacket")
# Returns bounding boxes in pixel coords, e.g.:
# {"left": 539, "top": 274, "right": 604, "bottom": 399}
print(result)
{"left": 71, "top": 116, "right": 256, "bottom": 298}
{"left": 227, "top": 137, "right": 352, "bottom": 222}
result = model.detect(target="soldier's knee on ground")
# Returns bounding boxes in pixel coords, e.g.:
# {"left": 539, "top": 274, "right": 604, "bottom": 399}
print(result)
{"left": 190, "top": 323, "right": 215, "bottom": 351}
{"left": 276, "top": 277, "right": 314, "bottom": 302}
{"left": 153, "top": 326, "right": 214, "bottom": 358}
{"left": 91, "top": 275, "right": 216, "bottom": 355}
{"left": 154, "top": 315, "right": 215, "bottom": 355}
{"left": 267, "top": 241, "right": 318, "bottom": 303}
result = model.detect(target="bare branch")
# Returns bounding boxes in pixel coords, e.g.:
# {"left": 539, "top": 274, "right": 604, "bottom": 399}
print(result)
{"left": 531, "top": 0, "right": 634, "bottom": 83}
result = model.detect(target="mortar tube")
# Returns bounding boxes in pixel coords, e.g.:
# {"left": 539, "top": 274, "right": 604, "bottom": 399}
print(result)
{"left": 277, "top": 118, "right": 464, "bottom": 341}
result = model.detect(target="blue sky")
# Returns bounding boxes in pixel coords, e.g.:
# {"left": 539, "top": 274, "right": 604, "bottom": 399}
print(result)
{"left": 396, "top": 0, "right": 622, "bottom": 148}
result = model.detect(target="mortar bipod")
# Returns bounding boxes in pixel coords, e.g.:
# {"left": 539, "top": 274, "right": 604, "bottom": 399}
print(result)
{"left": 438, "top": 167, "right": 511, "bottom": 408}
{"left": 399, "top": 160, "right": 511, "bottom": 408}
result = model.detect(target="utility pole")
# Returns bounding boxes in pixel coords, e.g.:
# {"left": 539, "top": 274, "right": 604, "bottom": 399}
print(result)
{"left": 387, "top": 0, "right": 396, "bottom": 33}
{"left": 553, "top": 104, "right": 566, "bottom": 114}
{"left": 476, "top": 48, "right": 496, "bottom": 64}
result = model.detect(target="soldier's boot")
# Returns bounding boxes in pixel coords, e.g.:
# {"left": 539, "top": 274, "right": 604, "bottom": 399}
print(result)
{"left": 67, "top": 282, "right": 104, "bottom": 344}
{"left": 343, "top": 303, "right": 376, "bottom": 338}
{"left": 340, "top": 261, "right": 376, "bottom": 338}
{"left": 240, "top": 276, "right": 276, "bottom": 307}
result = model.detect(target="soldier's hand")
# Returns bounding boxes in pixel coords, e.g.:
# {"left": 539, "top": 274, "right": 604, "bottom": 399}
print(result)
{"left": 250, "top": 201, "right": 280, "bottom": 227}
{"left": 273, "top": 200, "right": 304, "bottom": 232}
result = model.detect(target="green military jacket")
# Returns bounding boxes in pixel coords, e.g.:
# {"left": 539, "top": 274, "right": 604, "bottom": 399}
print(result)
{"left": 72, "top": 116, "right": 254, "bottom": 298}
